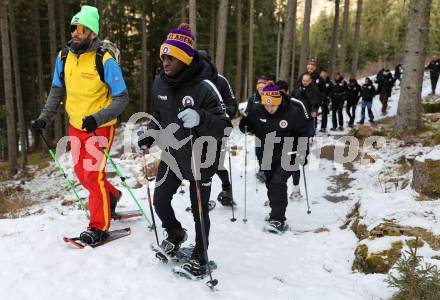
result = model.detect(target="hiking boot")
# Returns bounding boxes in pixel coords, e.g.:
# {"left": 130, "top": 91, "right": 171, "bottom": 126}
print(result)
{"left": 160, "top": 227, "right": 188, "bottom": 257}
{"left": 80, "top": 227, "right": 109, "bottom": 245}
{"left": 217, "top": 185, "right": 234, "bottom": 206}
{"left": 181, "top": 246, "right": 207, "bottom": 277}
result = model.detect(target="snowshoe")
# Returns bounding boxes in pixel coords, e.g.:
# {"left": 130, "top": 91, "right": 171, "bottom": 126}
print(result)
{"left": 153, "top": 227, "right": 187, "bottom": 262}
{"left": 172, "top": 247, "right": 215, "bottom": 280}
{"left": 263, "top": 220, "right": 289, "bottom": 235}
{"left": 217, "top": 186, "right": 235, "bottom": 206}
{"left": 110, "top": 189, "right": 122, "bottom": 216}
{"left": 79, "top": 227, "right": 110, "bottom": 245}
{"left": 64, "top": 227, "right": 131, "bottom": 249}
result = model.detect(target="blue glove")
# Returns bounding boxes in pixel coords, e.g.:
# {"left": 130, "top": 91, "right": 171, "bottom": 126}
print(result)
{"left": 177, "top": 108, "right": 200, "bottom": 128}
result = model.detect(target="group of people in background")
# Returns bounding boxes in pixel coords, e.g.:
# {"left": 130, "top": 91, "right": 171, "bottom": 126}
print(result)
{"left": 247, "top": 59, "right": 411, "bottom": 138}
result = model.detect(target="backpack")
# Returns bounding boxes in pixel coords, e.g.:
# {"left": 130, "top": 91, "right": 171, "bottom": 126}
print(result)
{"left": 59, "top": 39, "right": 121, "bottom": 85}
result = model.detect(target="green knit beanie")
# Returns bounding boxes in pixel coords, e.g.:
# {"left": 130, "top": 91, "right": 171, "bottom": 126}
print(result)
{"left": 71, "top": 5, "right": 99, "bottom": 35}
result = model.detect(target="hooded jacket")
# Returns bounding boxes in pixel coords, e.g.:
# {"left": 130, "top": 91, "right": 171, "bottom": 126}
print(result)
{"left": 145, "top": 50, "right": 231, "bottom": 181}
{"left": 239, "top": 96, "right": 310, "bottom": 168}
{"left": 198, "top": 52, "right": 238, "bottom": 119}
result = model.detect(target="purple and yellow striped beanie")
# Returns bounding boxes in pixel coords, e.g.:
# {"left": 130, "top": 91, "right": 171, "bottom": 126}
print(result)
{"left": 261, "top": 84, "right": 282, "bottom": 106}
{"left": 160, "top": 23, "right": 194, "bottom": 65}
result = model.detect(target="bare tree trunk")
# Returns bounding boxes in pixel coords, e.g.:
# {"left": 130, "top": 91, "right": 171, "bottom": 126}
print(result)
{"left": 59, "top": 0, "right": 68, "bottom": 135}
{"left": 289, "top": 0, "right": 298, "bottom": 91}
{"left": 58, "top": 0, "right": 66, "bottom": 47}
{"left": 141, "top": 0, "right": 148, "bottom": 112}
{"left": 215, "top": 0, "right": 229, "bottom": 73}
{"left": 1, "top": 0, "right": 17, "bottom": 176}
{"left": 247, "top": 0, "right": 254, "bottom": 98}
{"left": 209, "top": 0, "right": 216, "bottom": 56}
{"left": 298, "top": 0, "right": 312, "bottom": 78}
{"left": 235, "top": 0, "right": 243, "bottom": 101}
{"left": 180, "top": 2, "right": 187, "bottom": 23}
{"left": 395, "top": 0, "right": 432, "bottom": 135}
{"left": 350, "top": 0, "right": 363, "bottom": 78}
{"left": 276, "top": 13, "right": 281, "bottom": 81}
{"left": 8, "top": 0, "right": 27, "bottom": 168}
{"left": 34, "top": 1, "right": 47, "bottom": 150}
{"left": 329, "top": 0, "right": 340, "bottom": 76}
{"left": 339, "top": 0, "right": 349, "bottom": 74}
{"left": 189, "top": 0, "right": 197, "bottom": 47}
{"left": 47, "top": 0, "right": 62, "bottom": 143}
{"left": 280, "top": 0, "right": 295, "bottom": 81}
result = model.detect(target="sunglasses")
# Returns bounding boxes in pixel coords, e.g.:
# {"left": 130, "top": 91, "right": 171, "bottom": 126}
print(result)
{"left": 70, "top": 24, "right": 88, "bottom": 34}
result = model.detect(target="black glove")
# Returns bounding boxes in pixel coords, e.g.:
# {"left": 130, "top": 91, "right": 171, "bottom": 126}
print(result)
{"left": 82, "top": 116, "right": 98, "bottom": 133}
{"left": 30, "top": 119, "right": 46, "bottom": 133}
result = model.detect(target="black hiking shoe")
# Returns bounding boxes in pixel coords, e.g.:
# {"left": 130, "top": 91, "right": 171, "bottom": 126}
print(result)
{"left": 80, "top": 227, "right": 109, "bottom": 245}
{"left": 263, "top": 220, "right": 289, "bottom": 234}
{"left": 181, "top": 246, "right": 207, "bottom": 277}
{"left": 217, "top": 185, "right": 235, "bottom": 206}
{"left": 159, "top": 227, "right": 188, "bottom": 257}
{"left": 110, "top": 189, "right": 122, "bottom": 216}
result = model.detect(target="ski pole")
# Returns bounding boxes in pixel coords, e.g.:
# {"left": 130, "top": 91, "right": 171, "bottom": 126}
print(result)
{"left": 139, "top": 149, "right": 160, "bottom": 246}
{"left": 228, "top": 147, "right": 236, "bottom": 222}
{"left": 302, "top": 164, "right": 311, "bottom": 214}
{"left": 254, "top": 153, "right": 258, "bottom": 193}
{"left": 243, "top": 126, "right": 248, "bottom": 223}
{"left": 189, "top": 128, "right": 218, "bottom": 290}
{"left": 36, "top": 128, "right": 89, "bottom": 219}
{"left": 92, "top": 131, "right": 152, "bottom": 228}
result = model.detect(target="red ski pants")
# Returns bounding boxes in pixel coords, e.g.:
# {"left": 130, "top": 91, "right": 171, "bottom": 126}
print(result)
{"left": 69, "top": 125, "right": 118, "bottom": 231}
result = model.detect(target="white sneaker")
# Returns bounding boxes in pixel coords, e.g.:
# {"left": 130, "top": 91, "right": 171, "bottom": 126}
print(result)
{"left": 289, "top": 185, "right": 302, "bottom": 201}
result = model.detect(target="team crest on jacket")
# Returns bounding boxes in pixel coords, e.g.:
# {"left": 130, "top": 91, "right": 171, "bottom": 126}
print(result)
{"left": 279, "top": 120, "right": 288, "bottom": 128}
{"left": 182, "top": 96, "right": 194, "bottom": 107}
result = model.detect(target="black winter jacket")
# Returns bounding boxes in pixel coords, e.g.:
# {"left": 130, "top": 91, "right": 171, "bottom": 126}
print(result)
{"left": 426, "top": 59, "right": 440, "bottom": 75}
{"left": 144, "top": 51, "right": 231, "bottom": 181}
{"left": 315, "top": 77, "right": 334, "bottom": 103}
{"left": 239, "top": 97, "right": 310, "bottom": 169}
{"left": 346, "top": 82, "right": 362, "bottom": 103}
{"left": 377, "top": 73, "right": 395, "bottom": 97}
{"left": 361, "top": 83, "right": 376, "bottom": 102}
{"left": 330, "top": 79, "right": 347, "bottom": 102}
{"left": 291, "top": 83, "right": 322, "bottom": 115}
{"left": 198, "top": 52, "right": 238, "bottom": 118}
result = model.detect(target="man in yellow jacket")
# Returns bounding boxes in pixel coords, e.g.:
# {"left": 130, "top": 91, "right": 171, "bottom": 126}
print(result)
{"left": 31, "top": 6, "right": 129, "bottom": 245}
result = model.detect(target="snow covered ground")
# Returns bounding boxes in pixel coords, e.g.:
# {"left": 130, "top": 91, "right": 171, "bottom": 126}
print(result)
{"left": 1, "top": 73, "right": 439, "bottom": 300}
